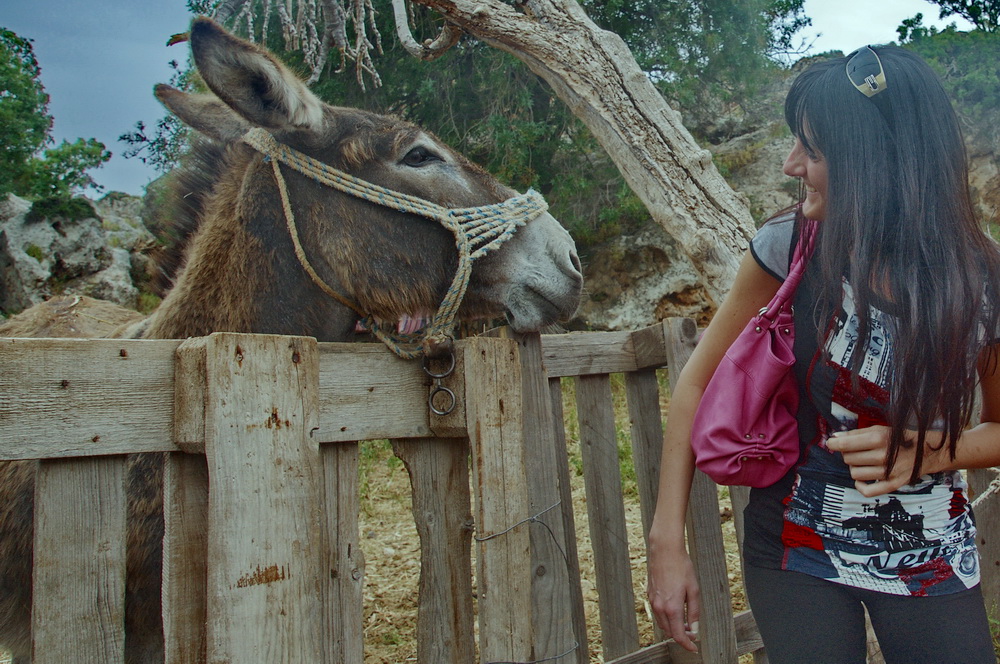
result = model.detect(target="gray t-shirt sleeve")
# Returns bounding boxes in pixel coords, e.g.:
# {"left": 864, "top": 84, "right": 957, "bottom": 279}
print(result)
{"left": 749, "top": 211, "right": 796, "bottom": 282}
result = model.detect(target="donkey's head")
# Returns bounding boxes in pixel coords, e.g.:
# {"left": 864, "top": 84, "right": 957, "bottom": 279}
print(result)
{"left": 149, "top": 18, "right": 582, "bottom": 346}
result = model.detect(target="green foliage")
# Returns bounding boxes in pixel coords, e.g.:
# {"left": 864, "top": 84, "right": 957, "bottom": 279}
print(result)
{"left": 0, "top": 28, "right": 111, "bottom": 200}
{"left": 991, "top": 604, "right": 1000, "bottom": 658}
{"left": 24, "top": 244, "right": 44, "bottom": 262}
{"left": 136, "top": 292, "right": 162, "bottom": 315}
{"left": 0, "top": 28, "right": 51, "bottom": 198}
{"left": 928, "top": 0, "right": 1000, "bottom": 32}
{"left": 25, "top": 195, "right": 96, "bottom": 223}
{"left": 17, "top": 138, "right": 112, "bottom": 199}
{"left": 119, "top": 60, "right": 194, "bottom": 172}
{"left": 581, "top": 0, "right": 810, "bottom": 139}
{"left": 901, "top": 28, "right": 1000, "bottom": 148}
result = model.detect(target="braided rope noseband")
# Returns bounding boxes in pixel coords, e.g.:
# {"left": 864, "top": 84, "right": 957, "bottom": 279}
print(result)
{"left": 242, "top": 127, "right": 549, "bottom": 359}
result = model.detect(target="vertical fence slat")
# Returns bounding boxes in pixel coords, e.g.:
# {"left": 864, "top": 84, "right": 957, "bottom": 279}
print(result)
{"left": 729, "top": 485, "right": 767, "bottom": 661}
{"left": 392, "top": 438, "right": 475, "bottom": 664}
{"left": 201, "top": 333, "right": 324, "bottom": 662}
{"left": 513, "top": 332, "right": 586, "bottom": 663}
{"left": 322, "top": 442, "right": 365, "bottom": 664}
{"left": 624, "top": 366, "right": 666, "bottom": 644}
{"left": 162, "top": 452, "right": 209, "bottom": 664}
{"left": 465, "top": 337, "right": 533, "bottom": 663}
{"left": 623, "top": 367, "right": 665, "bottom": 536}
{"left": 32, "top": 456, "right": 126, "bottom": 664}
{"left": 687, "top": 472, "right": 737, "bottom": 664}
{"left": 576, "top": 373, "right": 640, "bottom": 660}
{"left": 548, "top": 375, "right": 592, "bottom": 663}
{"left": 165, "top": 336, "right": 211, "bottom": 664}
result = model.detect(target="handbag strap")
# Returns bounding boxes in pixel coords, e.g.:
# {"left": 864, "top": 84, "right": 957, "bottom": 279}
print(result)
{"left": 759, "top": 218, "right": 819, "bottom": 322}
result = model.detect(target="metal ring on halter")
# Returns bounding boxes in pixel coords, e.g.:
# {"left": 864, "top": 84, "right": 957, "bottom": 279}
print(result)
{"left": 428, "top": 385, "right": 457, "bottom": 416}
{"left": 422, "top": 351, "right": 456, "bottom": 379}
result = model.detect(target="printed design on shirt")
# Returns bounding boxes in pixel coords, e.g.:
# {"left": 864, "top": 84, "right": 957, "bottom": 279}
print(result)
{"left": 780, "top": 281, "right": 979, "bottom": 597}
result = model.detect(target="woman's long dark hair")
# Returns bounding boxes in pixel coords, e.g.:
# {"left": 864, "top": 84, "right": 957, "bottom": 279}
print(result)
{"left": 786, "top": 46, "right": 1000, "bottom": 482}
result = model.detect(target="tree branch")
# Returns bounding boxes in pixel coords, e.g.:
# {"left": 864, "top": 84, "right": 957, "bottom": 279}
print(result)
{"left": 391, "top": 0, "right": 462, "bottom": 60}
{"left": 408, "top": 0, "right": 754, "bottom": 302}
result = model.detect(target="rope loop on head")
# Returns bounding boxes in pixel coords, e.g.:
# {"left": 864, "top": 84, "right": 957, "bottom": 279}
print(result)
{"left": 241, "top": 128, "right": 549, "bottom": 359}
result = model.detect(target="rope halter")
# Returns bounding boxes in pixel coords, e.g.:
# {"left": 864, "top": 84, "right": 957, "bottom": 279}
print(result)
{"left": 241, "top": 127, "right": 549, "bottom": 359}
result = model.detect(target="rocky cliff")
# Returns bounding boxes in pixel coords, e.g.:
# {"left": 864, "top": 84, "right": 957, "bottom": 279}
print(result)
{"left": 0, "top": 193, "right": 154, "bottom": 315}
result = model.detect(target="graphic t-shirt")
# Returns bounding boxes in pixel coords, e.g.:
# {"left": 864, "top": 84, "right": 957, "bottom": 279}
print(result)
{"left": 743, "top": 213, "right": 980, "bottom": 597}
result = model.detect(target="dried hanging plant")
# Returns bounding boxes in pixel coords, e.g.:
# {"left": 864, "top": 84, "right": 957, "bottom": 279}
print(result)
{"left": 207, "top": 0, "right": 391, "bottom": 89}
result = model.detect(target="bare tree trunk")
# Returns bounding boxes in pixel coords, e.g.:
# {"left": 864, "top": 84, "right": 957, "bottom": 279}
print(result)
{"left": 410, "top": 0, "right": 755, "bottom": 302}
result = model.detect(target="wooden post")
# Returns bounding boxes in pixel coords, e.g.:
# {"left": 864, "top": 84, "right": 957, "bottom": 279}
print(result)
{"left": 193, "top": 333, "right": 325, "bottom": 663}
{"left": 464, "top": 337, "right": 533, "bottom": 663}
{"left": 32, "top": 456, "right": 127, "bottom": 663}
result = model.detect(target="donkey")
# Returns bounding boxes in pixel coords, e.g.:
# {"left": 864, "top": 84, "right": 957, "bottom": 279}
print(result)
{"left": 0, "top": 17, "right": 582, "bottom": 664}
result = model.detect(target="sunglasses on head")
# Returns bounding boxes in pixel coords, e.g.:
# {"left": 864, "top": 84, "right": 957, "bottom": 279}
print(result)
{"left": 846, "top": 46, "right": 887, "bottom": 98}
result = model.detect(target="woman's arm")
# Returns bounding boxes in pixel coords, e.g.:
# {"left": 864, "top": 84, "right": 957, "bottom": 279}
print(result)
{"left": 828, "top": 344, "right": 1000, "bottom": 496}
{"left": 646, "top": 251, "right": 782, "bottom": 652}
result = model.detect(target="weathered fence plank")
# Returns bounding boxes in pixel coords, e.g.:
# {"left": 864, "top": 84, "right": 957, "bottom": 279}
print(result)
{"left": 464, "top": 336, "right": 533, "bottom": 663}
{"left": 540, "top": 330, "right": 638, "bottom": 377}
{"left": 32, "top": 456, "right": 126, "bottom": 664}
{"left": 162, "top": 452, "right": 209, "bottom": 664}
{"left": 623, "top": 364, "right": 667, "bottom": 645}
{"left": 321, "top": 441, "right": 365, "bottom": 664}
{"left": 0, "top": 338, "right": 181, "bottom": 458}
{"left": 198, "top": 333, "right": 325, "bottom": 662}
{"left": 315, "top": 343, "right": 466, "bottom": 442}
{"left": 512, "top": 332, "right": 586, "bottom": 663}
{"left": 576, "top": 373, "right": 641, "bottom": 660}
{"left": 547, "top": 373, "right": 592, "bottom": 663}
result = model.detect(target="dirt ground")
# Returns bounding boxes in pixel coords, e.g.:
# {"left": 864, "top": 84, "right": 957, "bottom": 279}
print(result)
{"left": 357, "top": 438, "right": 747, "bottom": 664}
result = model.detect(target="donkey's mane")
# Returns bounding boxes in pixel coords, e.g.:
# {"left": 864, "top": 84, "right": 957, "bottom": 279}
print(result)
{"left": 143, "top": 135, "right": 231, "bottom": 297}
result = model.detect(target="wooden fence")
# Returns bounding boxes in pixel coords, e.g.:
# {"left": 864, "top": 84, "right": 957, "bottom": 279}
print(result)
{"left": 1, "top": 322, "right": 997, "bottom": 663}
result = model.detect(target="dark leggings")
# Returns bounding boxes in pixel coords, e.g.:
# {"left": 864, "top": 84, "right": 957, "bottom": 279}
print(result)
{"left": 744, "top": 564, "right": 997, "bottom": 664}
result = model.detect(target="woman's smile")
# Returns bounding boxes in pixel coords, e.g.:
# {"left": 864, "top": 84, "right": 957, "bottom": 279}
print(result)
{"left": 783, "top": 136, "right": 829, "bottom": 221}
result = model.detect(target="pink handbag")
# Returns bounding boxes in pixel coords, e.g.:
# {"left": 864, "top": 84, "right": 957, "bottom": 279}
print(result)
{"left": 691, "top": 220, "right": 818, "bottom": 487}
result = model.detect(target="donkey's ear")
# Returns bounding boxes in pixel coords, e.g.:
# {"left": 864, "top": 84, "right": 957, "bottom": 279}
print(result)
{"left": 187, "top": 17, "right": 323, "bottom": 132}
{"left": 155, "top": 85, "right": 250, "bottom": 142}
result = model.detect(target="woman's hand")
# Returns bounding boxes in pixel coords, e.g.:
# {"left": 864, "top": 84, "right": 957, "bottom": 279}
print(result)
{"left": 646, "top": 543, "right": 700, "bottom": 652}
{"left": 826, "top": 426, "right": 946, "bottom": 497}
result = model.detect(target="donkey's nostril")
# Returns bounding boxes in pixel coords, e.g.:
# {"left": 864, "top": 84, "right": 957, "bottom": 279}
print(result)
{"left": 569, "top": 250, "right": 582, "bottom": 275}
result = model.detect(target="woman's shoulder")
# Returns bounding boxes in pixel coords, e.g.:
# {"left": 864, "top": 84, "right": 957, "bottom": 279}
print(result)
{"left": 750, "top": 209, "right": 798, "bottom": 282}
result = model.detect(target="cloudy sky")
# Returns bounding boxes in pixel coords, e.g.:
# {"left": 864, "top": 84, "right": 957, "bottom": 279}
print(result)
{"left": 2, "top": 0, "right": 973, "bottom": 196}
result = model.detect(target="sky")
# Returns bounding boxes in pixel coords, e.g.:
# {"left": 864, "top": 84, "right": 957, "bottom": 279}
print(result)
{"left": 1, "top": 0, "right": 976, "bottom": 196}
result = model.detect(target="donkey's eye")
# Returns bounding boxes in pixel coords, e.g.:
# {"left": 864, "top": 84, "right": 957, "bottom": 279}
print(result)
{"left": 401, "top": 146, "right": 442, "bottom": 167}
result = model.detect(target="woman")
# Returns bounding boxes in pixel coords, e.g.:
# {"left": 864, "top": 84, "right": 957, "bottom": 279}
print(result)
{"left": 646, "top": 45, "right": 1000, "bottom": 663}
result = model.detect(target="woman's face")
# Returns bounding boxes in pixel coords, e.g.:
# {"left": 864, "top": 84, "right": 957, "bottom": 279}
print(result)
{"left": 783, "top": 136, "right": 829, "bottom": 221}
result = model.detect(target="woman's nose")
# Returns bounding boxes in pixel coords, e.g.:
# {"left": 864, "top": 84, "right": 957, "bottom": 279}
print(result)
{"left": 783, "top": 143, "right": 804, "bottom": 178}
